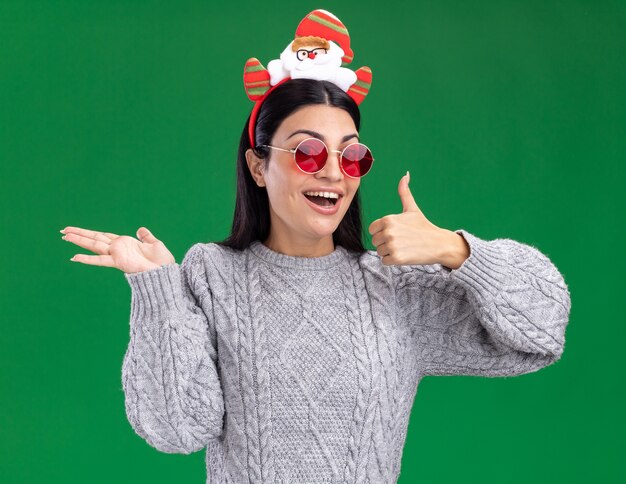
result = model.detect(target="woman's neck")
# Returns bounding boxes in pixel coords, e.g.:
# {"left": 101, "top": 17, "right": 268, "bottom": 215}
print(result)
{"left": 262, "top": 232, "right": 335, "bottom": 258}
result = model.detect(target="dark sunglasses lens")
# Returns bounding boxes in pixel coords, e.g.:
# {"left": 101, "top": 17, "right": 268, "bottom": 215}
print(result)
{"left": 342, "top": 143, "right": 373, "bottom": 177}
{"left": 295, "top": 139, "right": 327, "bottom": 173}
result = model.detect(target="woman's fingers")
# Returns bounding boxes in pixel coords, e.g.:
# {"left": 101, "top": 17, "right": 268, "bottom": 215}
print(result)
{"left": 61, "top": 226, "right": 119, "bottom": 240}
{"left": 70, "top": 253, "right": 116, "bottom": 267}
{"left": 62, "top": 231, "right": 111, "bottom": 255}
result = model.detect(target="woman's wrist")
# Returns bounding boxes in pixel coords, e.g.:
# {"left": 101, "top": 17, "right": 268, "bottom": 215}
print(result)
{"left": 438, "top": 229, "right": 470, "bottom": 270}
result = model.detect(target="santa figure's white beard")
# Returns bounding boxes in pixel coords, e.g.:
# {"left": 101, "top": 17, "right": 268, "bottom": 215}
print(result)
{"left": 291, "top": 57, "right": 334, "bottom": 71}
{"left": 267, "top": 40, "right": 357, "bottom": 92}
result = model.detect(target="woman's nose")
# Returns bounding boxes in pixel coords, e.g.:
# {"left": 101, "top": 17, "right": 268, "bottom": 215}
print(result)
{"left": 316, "top": 151, "right": 343, "bottom": 181}
{"left": 308, "top": 52, "right": 316, "bottom": 59}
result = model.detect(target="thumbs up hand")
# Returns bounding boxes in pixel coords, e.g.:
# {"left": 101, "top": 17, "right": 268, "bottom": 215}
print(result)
{"left": 368, "top": 172, "right": 467, "bottom": 267}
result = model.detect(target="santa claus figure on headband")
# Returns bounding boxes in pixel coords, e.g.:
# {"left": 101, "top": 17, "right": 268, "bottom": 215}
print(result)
{"left": 243, "top": 9, "right": 372, "bottom": 106}
{"left": 268, "top": 33, "right": 357, "bottom": 92}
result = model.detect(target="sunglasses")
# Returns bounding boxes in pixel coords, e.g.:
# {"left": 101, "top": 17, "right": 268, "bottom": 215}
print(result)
{"left": 259, "top": 137, "right": 374, "bottom": 178}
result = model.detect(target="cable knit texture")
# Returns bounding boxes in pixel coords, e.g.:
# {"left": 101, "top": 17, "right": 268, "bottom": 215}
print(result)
{"left": 121, "top": 229, "right": 571, "bottom": 483}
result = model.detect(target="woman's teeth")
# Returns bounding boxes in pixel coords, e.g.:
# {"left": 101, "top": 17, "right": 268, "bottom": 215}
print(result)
{"left": 303, "top": 191, "right": 339, "bottom": 207}
{"left": 303, "top": 191, "right": 340, "bottom": 200}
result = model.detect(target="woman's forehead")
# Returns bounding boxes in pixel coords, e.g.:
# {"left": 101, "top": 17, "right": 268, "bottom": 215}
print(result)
{"left": 276, "top": 105, "right": 357, "bottom": 140}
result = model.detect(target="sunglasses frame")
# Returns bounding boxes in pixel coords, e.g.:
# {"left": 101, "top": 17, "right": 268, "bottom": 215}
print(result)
{"left": 259, "top": 137, "right": 374, "bottom": 179}
{"left": 296, "top": 47, "right": 328, "bottom": 61}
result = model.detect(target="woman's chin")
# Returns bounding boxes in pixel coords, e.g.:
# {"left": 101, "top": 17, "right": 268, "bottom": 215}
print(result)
{"left": 306, "top": 223, "right": 338, "bottom": 239}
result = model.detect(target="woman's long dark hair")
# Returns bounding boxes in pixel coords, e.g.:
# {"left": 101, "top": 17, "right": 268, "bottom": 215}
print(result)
{"left": 216, "top": 78, "right": 367, "bottom": 254}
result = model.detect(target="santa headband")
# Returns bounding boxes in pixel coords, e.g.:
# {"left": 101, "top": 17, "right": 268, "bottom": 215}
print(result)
{"left": 243, "top": 9, "right": 373, "bottom": 149}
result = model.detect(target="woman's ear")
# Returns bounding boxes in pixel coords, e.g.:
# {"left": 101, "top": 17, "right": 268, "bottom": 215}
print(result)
{"left": 245, "top": 148, "right": 266, "bottom": 187}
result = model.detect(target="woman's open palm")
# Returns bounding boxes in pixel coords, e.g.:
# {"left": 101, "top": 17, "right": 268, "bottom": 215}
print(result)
{"left": 61, "top": 226, "right": 176, "bottom": 274}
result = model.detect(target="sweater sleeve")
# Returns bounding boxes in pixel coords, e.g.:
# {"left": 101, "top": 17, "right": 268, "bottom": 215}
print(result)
{"left": 392, "top": 229, "right": 572, "bottom": 378}
{"left": 121, "top": 243, "right": 225, "bottom": 453}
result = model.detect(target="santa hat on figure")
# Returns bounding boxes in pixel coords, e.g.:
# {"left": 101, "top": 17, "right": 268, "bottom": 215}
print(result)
{"left": 243, "top": 9, "right": 373, "bottom": 148}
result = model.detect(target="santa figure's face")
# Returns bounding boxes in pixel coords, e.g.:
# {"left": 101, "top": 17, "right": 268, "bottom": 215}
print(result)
{"left": 280, "top": 35, "right": 344, "bottom": 73}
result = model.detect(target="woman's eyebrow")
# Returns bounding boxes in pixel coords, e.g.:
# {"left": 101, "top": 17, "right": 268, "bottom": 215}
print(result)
{"left": 286, "top": 129, "right": 359, "bottom": 143}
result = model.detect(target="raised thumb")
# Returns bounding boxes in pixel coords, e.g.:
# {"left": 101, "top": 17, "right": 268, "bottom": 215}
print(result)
{"left": 399, "top": 171, "right": 420, "bottom": 213}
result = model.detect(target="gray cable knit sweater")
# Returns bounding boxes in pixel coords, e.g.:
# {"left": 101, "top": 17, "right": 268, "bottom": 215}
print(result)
{"left": 122, "top": 229, "right": 571, "bottom": 484}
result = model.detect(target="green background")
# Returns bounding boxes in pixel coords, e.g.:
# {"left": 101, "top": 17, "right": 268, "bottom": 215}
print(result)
{"left": 1, "top": 0, "right": 623, "bottom": 482}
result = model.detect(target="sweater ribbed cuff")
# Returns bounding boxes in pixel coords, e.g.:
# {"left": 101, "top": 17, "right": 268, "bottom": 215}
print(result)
{"left": 124, "top": 263, "right": 186, "bottom": 327}
{"left": 438, "top": 229, "right": 510, "bottom": 300}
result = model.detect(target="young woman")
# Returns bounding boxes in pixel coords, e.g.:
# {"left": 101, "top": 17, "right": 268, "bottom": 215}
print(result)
{"left": 60, "top": 10, "right": 571, "bottom": 484}
{"left": 61, "top": 77, "right": 571, "bottom": 484}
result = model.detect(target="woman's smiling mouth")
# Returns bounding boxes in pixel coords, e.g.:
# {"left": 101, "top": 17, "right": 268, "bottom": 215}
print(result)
{"left": 302, "top": 191, "right": 343, "bottom": 215}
